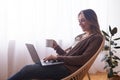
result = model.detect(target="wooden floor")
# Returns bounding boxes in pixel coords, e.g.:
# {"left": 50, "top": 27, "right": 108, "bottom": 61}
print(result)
{"left": 83, "top": 72, "right": 108, "bottom": 80}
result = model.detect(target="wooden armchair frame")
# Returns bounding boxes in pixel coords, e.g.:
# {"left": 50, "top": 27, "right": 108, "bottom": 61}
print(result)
{"left": 61, "top": 38, "right": 105, "bottom": 80}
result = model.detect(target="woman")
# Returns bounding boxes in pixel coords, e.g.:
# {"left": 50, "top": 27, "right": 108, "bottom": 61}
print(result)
{"left": 8, "top": 9, "right": 103, "bottom": 80}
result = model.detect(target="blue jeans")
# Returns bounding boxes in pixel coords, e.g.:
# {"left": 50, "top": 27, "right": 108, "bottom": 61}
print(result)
{"left": 8, "top": 64, "right": 70, "bottom": 80}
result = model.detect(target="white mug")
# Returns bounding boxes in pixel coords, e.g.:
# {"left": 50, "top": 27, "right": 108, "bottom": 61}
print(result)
{"left": 46, "top": 39, "right": 54, "bottom": 47}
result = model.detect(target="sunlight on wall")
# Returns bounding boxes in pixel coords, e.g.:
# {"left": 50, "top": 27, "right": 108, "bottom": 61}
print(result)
{"left": 6, "top": 0, "right": 109, "bottom": 41}
{"left": 6, "top": 0, "right": 75, "bottom": 41}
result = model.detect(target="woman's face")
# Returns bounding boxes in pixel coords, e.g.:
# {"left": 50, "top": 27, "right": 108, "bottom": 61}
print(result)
{"left": 78, "top": 12, "right": 91, "bottom": 32}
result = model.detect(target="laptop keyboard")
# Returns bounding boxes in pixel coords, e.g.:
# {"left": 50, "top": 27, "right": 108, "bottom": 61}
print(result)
{"left": 44, "top": 60, "right": 58, "bottom": 63}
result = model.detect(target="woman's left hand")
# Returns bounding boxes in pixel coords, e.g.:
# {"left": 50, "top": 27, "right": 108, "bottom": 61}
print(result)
{"left": 43, "top": 55, "right": 57, "bottom": 62}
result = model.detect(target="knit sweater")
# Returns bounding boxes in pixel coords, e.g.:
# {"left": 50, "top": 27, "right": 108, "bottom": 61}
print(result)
{"left": 54, "top": 33, "right": 103, "bottom": 73}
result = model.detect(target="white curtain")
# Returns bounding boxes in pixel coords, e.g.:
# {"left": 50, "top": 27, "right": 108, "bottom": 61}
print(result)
{"left": 0, "top": 0, "right": 120, "bottom": 79}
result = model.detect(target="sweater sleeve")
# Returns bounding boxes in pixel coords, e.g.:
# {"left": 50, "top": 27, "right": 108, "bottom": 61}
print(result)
{"left": 56, "top": 35, "right": 103, "bottom": 66}
{"left": 54, "top": 45, "right": 67, "bottom": 55}
{"left": 54, "top": 34, "right": 82, "bottom": 55}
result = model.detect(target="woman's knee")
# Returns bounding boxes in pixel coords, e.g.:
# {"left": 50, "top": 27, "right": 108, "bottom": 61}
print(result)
{"left": 20, "top": 65, "right": 34, "bottom": 74}
{"left": 21, "top": 64, "right": 41, "bottom": 74}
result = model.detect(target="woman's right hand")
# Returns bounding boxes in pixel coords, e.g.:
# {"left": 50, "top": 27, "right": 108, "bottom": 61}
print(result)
{"left": 52, "top": 40, "right": 58, "bottom": 48}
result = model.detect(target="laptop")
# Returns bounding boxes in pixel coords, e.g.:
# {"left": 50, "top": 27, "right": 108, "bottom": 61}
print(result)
{"left": 25, "top": 43, "right": 64, "bottom": 66}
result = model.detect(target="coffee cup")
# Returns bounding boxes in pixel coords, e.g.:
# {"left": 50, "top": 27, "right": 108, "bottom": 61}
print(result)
{"left": 46, "top": 39, "right": 54, "bottom": 47}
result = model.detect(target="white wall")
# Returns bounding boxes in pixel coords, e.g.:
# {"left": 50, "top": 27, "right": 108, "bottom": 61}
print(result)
{"left": 108, "top": 0, "right": 120, "bottom": 64}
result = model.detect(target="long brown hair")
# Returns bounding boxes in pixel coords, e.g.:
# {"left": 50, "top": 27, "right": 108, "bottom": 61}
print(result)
{"left": 78, "top": 9, "right": 102, "bottom": 35}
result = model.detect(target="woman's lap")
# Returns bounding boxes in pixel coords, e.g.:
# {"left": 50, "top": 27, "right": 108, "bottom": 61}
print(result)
{"left": 8, "top": 64, "right": 70, "bottom": 80}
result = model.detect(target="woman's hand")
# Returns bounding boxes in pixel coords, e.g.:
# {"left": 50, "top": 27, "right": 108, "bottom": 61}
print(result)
{"left": 52, "top": 40, "right": 58, "bottom": 48}
{"left": 43, "top": 55, "right": 57, "bottom": 62}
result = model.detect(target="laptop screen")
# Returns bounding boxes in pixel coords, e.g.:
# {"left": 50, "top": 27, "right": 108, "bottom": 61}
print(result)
{"left": 26, "top": 43, "right": 41, "bottom": 64}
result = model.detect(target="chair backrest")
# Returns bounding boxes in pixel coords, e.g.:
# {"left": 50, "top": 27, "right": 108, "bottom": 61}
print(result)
{"left": 61, "top": 38, "right": 105, "bottom": 80}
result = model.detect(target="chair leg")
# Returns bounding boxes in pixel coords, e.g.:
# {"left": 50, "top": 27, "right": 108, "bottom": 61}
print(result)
{"left": 87, "top": 72, "right": 91, "bottom": 80}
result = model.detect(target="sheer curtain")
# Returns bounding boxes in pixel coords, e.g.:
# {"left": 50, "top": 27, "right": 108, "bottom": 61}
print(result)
{"left": 1, "top": 0, "right": 120, "bottom": 79}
